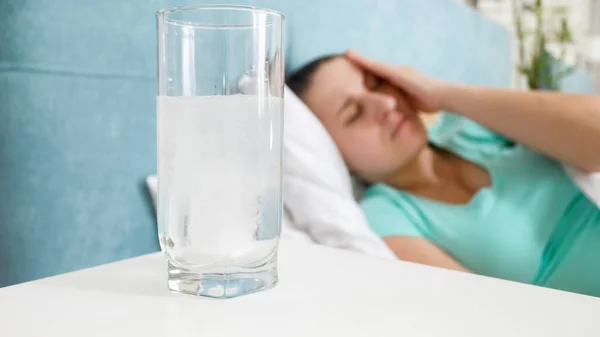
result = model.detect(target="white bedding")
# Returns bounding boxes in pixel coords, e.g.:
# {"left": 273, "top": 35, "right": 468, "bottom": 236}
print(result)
{"left": 563, "top": 165, "right": 600, "bottom": 208}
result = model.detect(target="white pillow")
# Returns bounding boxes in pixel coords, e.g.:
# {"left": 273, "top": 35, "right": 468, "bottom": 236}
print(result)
{"left": 281, "top": 87, "right": 395, "bottom": 258}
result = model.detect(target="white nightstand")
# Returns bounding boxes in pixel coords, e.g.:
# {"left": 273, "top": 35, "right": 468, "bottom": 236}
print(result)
{"left": 1, "top": 240, "right": 599, "bottom": 336}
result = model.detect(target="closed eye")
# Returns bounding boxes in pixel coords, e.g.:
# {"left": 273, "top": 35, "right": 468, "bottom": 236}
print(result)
{"left": 344, "top": 104, "right": 364, "bottom": 126}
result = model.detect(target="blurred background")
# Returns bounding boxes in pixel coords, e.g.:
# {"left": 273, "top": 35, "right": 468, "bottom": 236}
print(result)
{"left": 463, "top": 0, "right": 600, "bottom": 92}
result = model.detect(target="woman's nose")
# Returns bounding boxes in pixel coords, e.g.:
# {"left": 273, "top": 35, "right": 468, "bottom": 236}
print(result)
{"left": 360, "top": 92, "right": 397, "bottom": 123}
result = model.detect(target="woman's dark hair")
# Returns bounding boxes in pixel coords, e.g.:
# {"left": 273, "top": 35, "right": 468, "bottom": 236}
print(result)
{"left": 286, "top": 54, "right": 341, "bottom": 97}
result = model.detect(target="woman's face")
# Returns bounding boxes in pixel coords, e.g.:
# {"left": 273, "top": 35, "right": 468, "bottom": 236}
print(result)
{"left": 301, "top": 57, "right": 428, "bottom": 182}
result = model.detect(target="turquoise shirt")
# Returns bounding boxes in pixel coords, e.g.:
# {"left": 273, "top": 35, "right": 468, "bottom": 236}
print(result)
{"left": 360, "top": 113, "right": 600, "bottom": 297}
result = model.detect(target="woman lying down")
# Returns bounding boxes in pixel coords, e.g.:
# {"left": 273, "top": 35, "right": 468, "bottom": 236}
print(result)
{"left": 286, "top": 50, "right": 600, "bottom": 297}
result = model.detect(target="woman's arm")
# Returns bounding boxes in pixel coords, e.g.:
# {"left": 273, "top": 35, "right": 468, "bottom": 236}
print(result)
{"left": 384, "top": 237, "right": 470, "bottom": 273}
{"left": 441, "top": 86, "right": 600, "bottom": 173}
{"left": 346, "top": 50, "right": 600, "bottom": 173}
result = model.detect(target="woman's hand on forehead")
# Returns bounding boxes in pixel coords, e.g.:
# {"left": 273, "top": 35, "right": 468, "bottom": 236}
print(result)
{"left": 346, "top": 49, "right": 446, "bottom": 113}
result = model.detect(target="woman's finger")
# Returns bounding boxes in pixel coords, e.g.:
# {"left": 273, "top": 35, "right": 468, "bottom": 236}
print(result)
{"left": 346, "top": 49, "right": 397, "bottom": 80}
{"left": 346, "top": 49, "right": 415, "bottom": 93}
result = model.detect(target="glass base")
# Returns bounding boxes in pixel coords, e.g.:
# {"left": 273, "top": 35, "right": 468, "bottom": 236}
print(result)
{"left": 167, "top": 257, "right": 278, "bottom": 299}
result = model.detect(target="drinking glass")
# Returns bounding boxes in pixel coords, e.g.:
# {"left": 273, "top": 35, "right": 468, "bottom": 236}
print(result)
{"left": 156, "top": 5, "right": 285, "bottom": 299}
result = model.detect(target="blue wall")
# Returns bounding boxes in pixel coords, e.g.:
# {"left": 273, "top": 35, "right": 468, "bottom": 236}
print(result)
{"left": 562, "top": 70, "right": 595, "bottom": 93}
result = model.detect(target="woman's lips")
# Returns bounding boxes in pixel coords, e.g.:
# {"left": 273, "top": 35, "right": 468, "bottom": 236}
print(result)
{"left": 392, "top": 117, "right": 407, "bottom": 139}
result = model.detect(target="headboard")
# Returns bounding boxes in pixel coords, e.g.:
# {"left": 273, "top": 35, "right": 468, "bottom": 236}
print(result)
{"left": 0, "top": 0, "right": 513, "bottom": 286}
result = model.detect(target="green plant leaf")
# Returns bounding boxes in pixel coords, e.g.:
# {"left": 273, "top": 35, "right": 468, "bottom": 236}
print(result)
{"left": 518, "top": 66, "right": 531, "bottom": 76}
{"left": 552, "top": 6, "right": 569, "bottom": 15}
{"left": 556, "top": 17, "right": 574, "bottom": 43}
{"left": 556, "top": 66, "right": 575, "bottom": 80}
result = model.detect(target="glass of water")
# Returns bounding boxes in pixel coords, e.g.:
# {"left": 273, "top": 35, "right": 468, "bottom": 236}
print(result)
{"left": 156, "top": 5, "right": 285, "bottom": 299}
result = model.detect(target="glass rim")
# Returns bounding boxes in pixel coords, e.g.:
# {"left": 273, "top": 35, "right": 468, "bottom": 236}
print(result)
{"left": 156, "top": 4, "right": 285, "bottom": 29}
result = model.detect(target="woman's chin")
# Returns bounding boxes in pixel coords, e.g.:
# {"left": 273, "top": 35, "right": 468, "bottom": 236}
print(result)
{"left": 395, "top": 118, "right": 428, "bottom": 147}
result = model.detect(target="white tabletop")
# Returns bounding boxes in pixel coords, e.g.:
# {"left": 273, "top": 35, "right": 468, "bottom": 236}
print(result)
{"left": 1, "top": 240, "right": 599, "bottom": 337}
